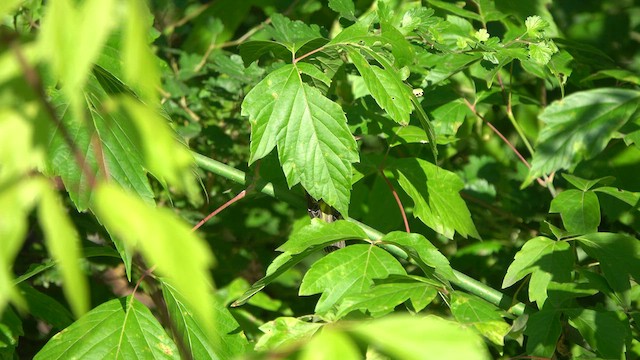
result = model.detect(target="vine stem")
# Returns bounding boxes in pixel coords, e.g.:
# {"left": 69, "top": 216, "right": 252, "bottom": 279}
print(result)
{"left": 192, "top": 152, "right": 529, "bottom": 316}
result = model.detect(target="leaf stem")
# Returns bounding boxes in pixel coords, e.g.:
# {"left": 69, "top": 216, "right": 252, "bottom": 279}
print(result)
{"left": 192, "top": 151, "right": 529, "bottom": 316}
{"left": 293, "top": 45, "right": 327, "bottom": 64}
{"left": 380, "top": 170, "right": 411, "bottom": 233}
{"left": 191, "top": 189, "right": 247, "bottom": 231}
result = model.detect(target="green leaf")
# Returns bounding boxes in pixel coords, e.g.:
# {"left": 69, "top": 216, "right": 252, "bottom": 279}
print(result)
{"left": 238, "top": 41, "right": 291, "bottom": 65}
{"left": 549, "top": 189, "right": 601, "bottom": 234}
{"left": 576, "top": 233, "right": 640, "bottom": 297}
{"left": 528, "top": 41, "right": 555, "bottom": 65}
{"left": 254, "top": 317, "right": 322, "bottom": 352}
{"left": 583, "top": 69, "right": 640, "bottom": 86}
{"left": 241, "top": 64, "right": 359, "bottom": 216}
{"left": 162, "top": 280, "right": 248, "bottom": 359}
{"left": 529, "top": 89, "right": 640, "bottom": 180}
{"left": 390, "top": 157, "right": 479, "bottom": 239}
{"left": 594, "top": 186, "right": 640, "bottom": 207}
{"left": 350, "top": 315, "right": 491, "bottom": 360}
{"left": 328, "top": 0, "right": 356, "bottom": 21}
{"left": 337, "top": 276, "right": 438, "bottom": 318}
{"left": 502, "top": 237, "right": 574, "bottom": 307}
{"left": 93, "top": 183, "right": 216, "bottom": 337}
{"left": 300, "top": 244, "right": 405, "bottom": 313}
{"left": 380, "top": 232, "right": 455, "bottom": 284}
{"left": 525, "top": 15, "right": 548, "bottom": 39}
{"left": 562, "top": 174, "right": 614, "bottom": 191}
{"left": 34, "top": 296, "right": 179, "bottom": 359}
{"left": 17, "top": 284, "right": 74, "bottom": 330}
{"left": 39, "top": 0, "right": 117, "bottom": 113}
{"left": 267, "top": 14, "right": 324, "bottom": 53}
{"left": 426, "top": 0, "right": 481, "bottom": 21}
{"left": 232, "top": 247, "right": 321, "bottom": 307}
{"left": 380, "top": 21, "right": 415, "bottom": 67}
{"left": 277, "top": 219, "right": 367, "bottom": 254}
{"left": 524, "top": 309, "right": 562, "bottom": 358}
{"left": 345, "top": 48, "right": 412, "bottom": 125}
{"left": 122, "top": 0, "right": 160, "bottom": 102}
{"left": 566, "top": 308, "right": 629, "bottom": 359}
{"left": 450, "top": 292, "right": 510, "bottom": 347}
{"left": 38, "top": 187, "right": 89, "bottom": 317}
{"left": 299, "top": 328, "right": 361, "bottom": 360}
{"left": 0, "top": 306, "right": 22, "bottom": 356}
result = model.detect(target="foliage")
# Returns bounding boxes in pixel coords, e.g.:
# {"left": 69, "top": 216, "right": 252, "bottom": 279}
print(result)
{"left": 2, "top": 0, "right": 640, "bottom": 359}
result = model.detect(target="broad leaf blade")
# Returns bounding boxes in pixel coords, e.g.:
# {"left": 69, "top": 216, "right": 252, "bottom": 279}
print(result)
{"left": 524, "top": 309, "right": 562, "bottom": 358}
{"left": 502, "top": 237, "right": 574, "bottom": 307}
{"left": 277, "top": 219, "right": 367, "bottom": 254}
{"left": 390, "top": 158, "right": 479, "bottom": 239}
{"left": 450, "top": 292, "right": 510, "bottom": 346}
{"left": 566, "top": 308, "right": 629, "bottom": 360}
{"left": 255, "top": 317, "right": 322, "bottom": 352}
{"left": 529, "top": 88, "right": 640, "bottom": 180}
{"left": 576, "top": 233, "right": 640, "bottom": 298}
{"left": 299, "top": 244, "right": 405, "bottom": 313}
{"left": 241, "top": 64, "right": 359, "bottom": 215}
{"left": 337, "top": 279, "right": 438, "bottom": 318}
{"left": 34, "top": 296, "right": 179, "bottom": 359}
{"left": 549, "top": 189, "right": 601, "bottom": 234}
{"left": 162, "top": 280, "right": 248, "bottom": 359}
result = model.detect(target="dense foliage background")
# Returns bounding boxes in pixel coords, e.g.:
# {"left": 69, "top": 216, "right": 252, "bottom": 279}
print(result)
{"left": 2, "top": 0, "right": 640, "bottom": 358}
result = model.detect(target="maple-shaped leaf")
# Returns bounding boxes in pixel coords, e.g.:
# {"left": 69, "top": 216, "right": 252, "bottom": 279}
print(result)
{"left": 241, "top": 64, "right": 359, "bottom": 215}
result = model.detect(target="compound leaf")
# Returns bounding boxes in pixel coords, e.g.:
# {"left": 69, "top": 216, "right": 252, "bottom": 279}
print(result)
{"left": 242, "top": 64, "right": 359, "bottom": 216}
{"left": 300, "top": 245, "right": 405, "bottom": 313}
{"left": 277, "top": 219, "right": 367, "bottom": 254}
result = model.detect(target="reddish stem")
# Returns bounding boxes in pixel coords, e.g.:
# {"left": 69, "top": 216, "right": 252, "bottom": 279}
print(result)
{"left": 380, "top": 171, "right": 411, "bottom": 233}
{"left": 191, "top": 189, "right": 247, "bottom": 231}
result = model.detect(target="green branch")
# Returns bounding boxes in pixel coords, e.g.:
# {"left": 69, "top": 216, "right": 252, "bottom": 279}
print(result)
{"left": 192, "top": 151, "right": 528, "bottom": 316}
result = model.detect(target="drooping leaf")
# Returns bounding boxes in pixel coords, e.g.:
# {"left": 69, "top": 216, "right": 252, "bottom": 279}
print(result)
{"left": 345, "top": 47, "right": 413, "bottom": 125}
{"left": 299, "top": 244, "right": 405, "bottom": 313}
{"left": 34, "top": 296, "right": 179, "bottom": 359}
{"left": 450, "top": 292, "right": 510, "bottom": 346}
{"left": 277, "top": 219, "right": 367, "bottom": 254}
{"left": 232, "top": 247, "right": 321, "bottom": 307}
{"left": 241, "top": 64, "right": 359, "bottom": 215}
{"left": 566, "top": 308, "right": 629, "bottom": 359}
{"left": 337, "top": 277, "right": 438, "bottom": 318}
{"left": 549, "top": 189, "right": 601, "bottom": 234}
{"left": 524, "top": 309, "right": 562, "bottom": 358}
{"left": 38, "top": 187, "right": 88, "bottom": 317}
{"left": 529, "top": 89, "right": 640, "bottom": 180}
{"left": 93, "top": 183, "right": 216, "bottom": 336}
{"left": 576, "top": 233, "right": 640, "bottom": 297}
{"left": 254, "top": 317, "right": 323, "bottom": 352}
{"left": 380, "top": 232, "right": 455, "bottom": 284}
{"left": 350, "top": 315, "right": 491, "bottom": 360}
{"left": 390, "top": 157, "right": 479, "bottom": 239}
{"left": 162, "top": 280, "right": 248, "bottom": 360}
{"left": 502, "top": 237, "right": 574, "bottom": 307}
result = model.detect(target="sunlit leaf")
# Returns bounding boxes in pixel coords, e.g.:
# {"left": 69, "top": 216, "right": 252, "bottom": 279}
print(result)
{"left": 450, "top": 292, "right": 510, "bottom": 346}
{"left": 34, "top": 296, "right": 179, "bottom": 359}
{"left": 38, "top": 187, "right": 88, "bottom": 316}
{"left": 351, "top": 315, "right": 491, "bottom": 360}
{"left": 93, "top": 184, "right": 215, "bottom": 336}
{"left": 267, "top": 14, "right": 324, "bottom": 53}
{"left": 529, "top": 89, "right": 640, "bottom": 181}
{"left": 277, "top": 219, "right": 367, "bottom": 254}
{"left": 390, "top": 158, "right": 479, "bottom": 239}
{"left": 255, "top": 317, "right": 322, "bottom": 351}
{"left": 300, "top": 328, "right": 361, "bottom": 360}
{"left": 241, "top": 64, "right": 358, "bottom": 215}
{"left": 502, "top": 237, "right": 574, "bottom": 307}
{"left": 162, "top": 280, "right": 248, "bottom": 359}
{"left": 328, "top": 0, "right": 356, "bottom": 21}
{"left": 300, "top": 244, "right": 405, "bottom": 313}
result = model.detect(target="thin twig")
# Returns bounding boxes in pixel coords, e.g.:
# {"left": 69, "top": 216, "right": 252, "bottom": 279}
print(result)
{"left": 191, "top": 190, "right": 247, "bottom": 231}
{"left": 463, "top": 99, "right": 547, "bottom": 188}
{"left": 380, "top": 171, "right": 411, "bottom": 233}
